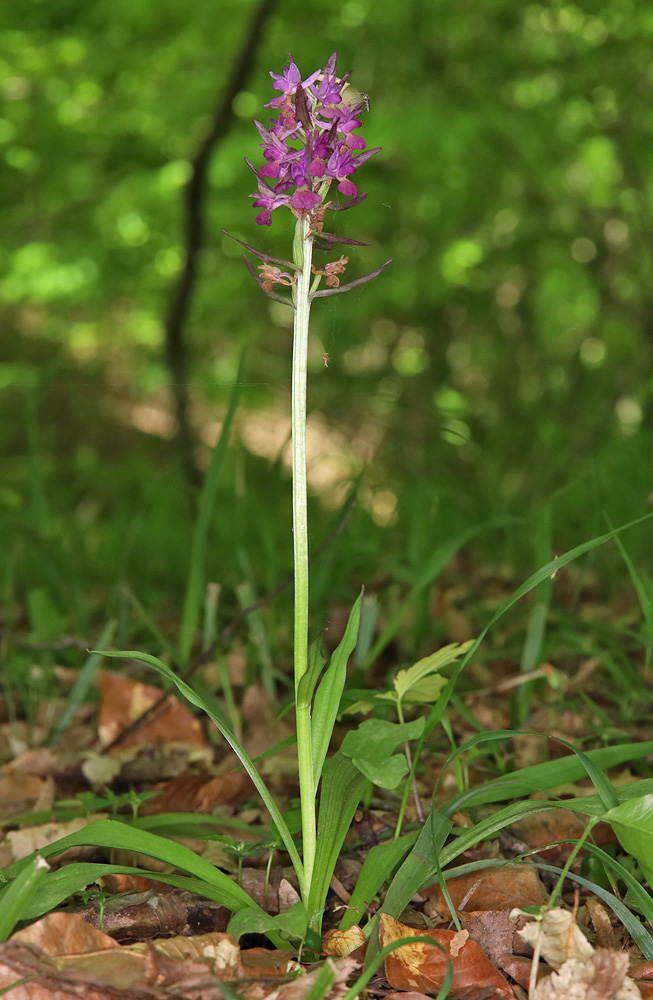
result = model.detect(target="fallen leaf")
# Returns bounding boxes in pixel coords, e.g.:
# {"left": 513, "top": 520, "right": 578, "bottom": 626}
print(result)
{"left": 511, "top": 810, "right": 616, "bottom": 863}
{"left": 517, "top": 908, "right": 594, "bottom": 967}
{"left": 425, "top": 864, "right": 547, "bottom": 916}
{"left": 462, "top": 910, "right": 532, "bottom": 965}
{"left": 142, "top": 772, "right": 252, "bottom": 814}
{"left": 0, "top": 772, "right": 45, "bottom": 821}
{"left": 516, "top": 910, "right": 641, "bottom": 1000}
{"left": 379, "top": 913, "right": 515, "bottom": 999}
{"left": 385, "top": 994, "right": 433, "bottom": 1000}
{"left": 587, "top": 897, "right": 623, "bottom": 950}
{"left": 279, "top": 878, "right": 301, "bottom": 912}
{"left": 272, "top": 956, "right": 359, "bottom": 1000}
{"left": 98, "top": 670, "right": 206, "bottom": 750}
{"left": 13, "top": 911, "right": 119, "bottom": 956}
{"left": 323, "top": 926, "right": 366, "bottom": 958}
{"left": 534, "top": 950, "right": 640, "bottom": 999}
{"left": 6, "top": 748, "right": 60, "bottom": 778}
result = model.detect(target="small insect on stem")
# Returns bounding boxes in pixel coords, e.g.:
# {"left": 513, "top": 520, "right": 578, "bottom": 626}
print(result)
{"left": 321, "top": 354, "right": 330, "bottom": 367}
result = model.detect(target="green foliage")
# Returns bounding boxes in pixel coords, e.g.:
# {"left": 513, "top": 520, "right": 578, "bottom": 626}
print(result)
{"left": 606, "top": 794, "right": 653, "bottom": 891}
{"left": 340, "top": 718, "right": 424, "bottom": 788}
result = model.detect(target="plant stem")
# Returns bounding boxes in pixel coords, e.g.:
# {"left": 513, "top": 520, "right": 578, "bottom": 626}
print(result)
{"left": 292, "top": 214, "right": 316, "bottom": 894}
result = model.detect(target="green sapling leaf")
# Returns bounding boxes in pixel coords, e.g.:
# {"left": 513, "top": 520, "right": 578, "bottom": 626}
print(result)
{"left": 228, "top": 898, "right": 308, "bottom": 944}
{"left": 606, "top": 794, "right": 653, "bottom": 891}
{"left": 391, "top": 641, "right": 474, "bottom": 705}
{"left": 340, "top": 718, "right": 425, "bottom": 789}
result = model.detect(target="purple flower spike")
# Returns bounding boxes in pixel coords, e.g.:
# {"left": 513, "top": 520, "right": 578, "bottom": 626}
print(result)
{"left": 248, "top": 53, "right": 377, "bottom": 228}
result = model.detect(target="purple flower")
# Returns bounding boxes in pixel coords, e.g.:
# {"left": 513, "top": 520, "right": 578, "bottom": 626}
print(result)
{"left": 325, "top": 147, "right": 358, "bottom": 196}
{"left": 267, "top": 54, "right": 320, "bottom": 107}
{"left": 249, "top": 53, "right": 378, "bottom": 227}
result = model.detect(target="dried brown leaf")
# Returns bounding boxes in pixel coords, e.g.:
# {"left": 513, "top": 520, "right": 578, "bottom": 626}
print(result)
{"left": 379, "top": 913, "right": 515, "bottom": 999}
{"left": 12, "top": 912, "right": 119, "bottom": 957}
{"left": 534, "top": 950, "right": 640, "bottom": 1000}
{"left": 425, "top": 864, "right": 547, "bottom": 917}
{"left": 323, "top": 926, "right": 366, "bottom": 958}
{"left": 517, "top": 909, "right": 594, "bottom": 968}
{"left": 98, "top": 671, "right": 205, "bottom": 751}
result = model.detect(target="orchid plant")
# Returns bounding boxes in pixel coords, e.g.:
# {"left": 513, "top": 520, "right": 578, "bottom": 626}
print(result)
{"left": 230, "top": 50, "right": 391, "bottom": 907}
{"left": 97, "top": 52, "right": 400, "bottom": 943}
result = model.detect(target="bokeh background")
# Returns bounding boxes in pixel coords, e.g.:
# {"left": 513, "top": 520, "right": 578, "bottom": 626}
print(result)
{"left": 2, "top": 0, "right": 652, "bottom": 657}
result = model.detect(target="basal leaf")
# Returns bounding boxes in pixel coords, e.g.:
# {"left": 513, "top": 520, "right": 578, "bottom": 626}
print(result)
{"left": 311, "top": 590, "right": 363, "bottom": 789}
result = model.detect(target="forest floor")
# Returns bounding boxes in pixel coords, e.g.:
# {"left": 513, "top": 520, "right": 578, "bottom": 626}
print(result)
{"left": 2, "top": 558, "right": 653, "bottom": 1000}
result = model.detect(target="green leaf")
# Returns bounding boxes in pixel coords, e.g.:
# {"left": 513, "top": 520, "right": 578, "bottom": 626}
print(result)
{"left": 339, "top": 832, "right": 418, "bottom": 931}
{"left": 311, "top": 590, "right": 363, "bottom": 789}
{"left": 93, "top": 650, "right": 304, "bottom": 889}
{"left": 307, "top": 752, "right": 368, "bottom": 930}
{"left": 340, "top": 718, "right": 424, "bottom": 788}
{"left": 394, "top": 675, "right": 448, "bottom": 705}
{"left": 392, "top": 641, "right": 474, "bottom": 703}
{"left": 606, "top": 794, "right": 653, "bottom": 890}
{"left": 229, "top": 898, "right": 307, "bottom": 943}
{"left": 384, "top": 771, "right": 648, "bottom": 923}
{"left": 1, "top": 819, "right": 262, "bottom": 917}
{"left": 0, "top": 863, "right": 239, "bottom": 923}
{"left": 445, "top": 739, "right": 652, "bottom": 812}
{"left": 296, "top": 637, "right": 327, "bottom": 710}
{"left": 380, "top": 807, "right": 453, "bottom": 920}
{"left": 0, "top": 854, "right": 49, "bottom": 941}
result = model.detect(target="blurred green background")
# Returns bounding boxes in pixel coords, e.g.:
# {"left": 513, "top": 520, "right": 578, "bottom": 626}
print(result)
{"left": 2, "top": 0, "right": 652, "bottom": 658}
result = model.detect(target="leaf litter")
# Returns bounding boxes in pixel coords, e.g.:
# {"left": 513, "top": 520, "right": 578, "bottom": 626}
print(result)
{"left": 2, "top": 597, "right": 653, "bottom": 1000}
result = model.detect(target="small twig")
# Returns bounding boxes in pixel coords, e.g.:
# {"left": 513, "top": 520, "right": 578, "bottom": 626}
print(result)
{"left": 102, "top": 501, "right": 355, "bottom": 752}
{"left": 163, "top": 0, "right": 277, "bottom": 492}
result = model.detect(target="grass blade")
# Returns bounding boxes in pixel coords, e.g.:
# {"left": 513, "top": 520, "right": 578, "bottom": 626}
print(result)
{"left": 178, "top": 349, "right": 245, "bottom": 665}
{"left": 445, "top": 739, "right": 653, "bottom": 811}
{"left": 94, "top": 649, "right": 303, "bottom": 887}
{"left": 48, "top": 619, "right": 117, "bottom": 746}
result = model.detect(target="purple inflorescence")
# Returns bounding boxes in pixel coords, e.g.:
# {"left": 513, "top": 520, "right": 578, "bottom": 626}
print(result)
{"left": 250, "top": 52, "right": 380, "bottom": 227}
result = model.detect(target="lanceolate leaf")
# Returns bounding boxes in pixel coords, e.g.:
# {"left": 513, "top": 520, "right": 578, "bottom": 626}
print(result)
{"left": 307, "top": 752, "right": 368, "bottom": 930}
{"left": 339, "top": 831, "right": 418, "bottom": 932}
{"left": 0, "top": 855, "right": 49, "bottom": 941}
{"left": 311, "top": 590, "right": 363, "bottom": 790}
{"left": 0, "top": 819, "right": 262, "bottom": 917}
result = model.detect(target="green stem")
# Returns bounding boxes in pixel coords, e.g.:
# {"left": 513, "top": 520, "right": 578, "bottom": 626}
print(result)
{"left": 292, "top": 215, "right": 316, "bottom": 896}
